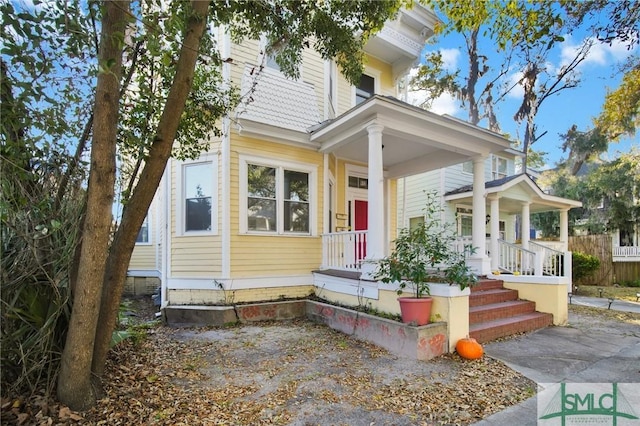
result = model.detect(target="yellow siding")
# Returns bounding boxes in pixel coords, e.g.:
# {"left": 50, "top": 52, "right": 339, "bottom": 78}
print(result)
{"left": 229, "top": 38, "right": 261, "bottom": 85}
{"left": 169, "top": 141, "right": 223, "bottom": 277}
{"left": 129, "top": 189, "right": 159, "bottom": 272}
{"left": 301, "top": 45, "right": 326, "bottom": 112}
{"left": 230, "top": 133, "right": 325, "bottom": 277}
{"left": 129, "top": 245, "right": 155, "bottom": 270}
{"left": 364, "top": 55, "right": 395, "bottom": 95}
{"left": 335, "top": 53, "right": 397, "bottom": 116}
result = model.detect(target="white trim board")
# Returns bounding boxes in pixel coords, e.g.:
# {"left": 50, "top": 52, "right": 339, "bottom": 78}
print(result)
{"left": 167, "top": 274, "right": 313, "bottom": 290}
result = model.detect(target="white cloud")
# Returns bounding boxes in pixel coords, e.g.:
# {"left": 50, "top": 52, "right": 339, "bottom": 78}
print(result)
{"left": 439, "top": 48, "right": 460, "bottom": 72}
{"left": 406, "top": 89, "right": 461, "bottom": 116}
{"left": 430, "top": 93, "right": 461, "bottom": 116}
{"left": 504, "top": 71, "right": 525, "bottom": 99}
{"left": 558, "top": 34, "right": 637, "bottom": 69}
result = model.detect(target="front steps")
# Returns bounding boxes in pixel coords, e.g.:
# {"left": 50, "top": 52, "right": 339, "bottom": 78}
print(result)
{"left": 469, "top": 279, "right": 552, "bottom": 343}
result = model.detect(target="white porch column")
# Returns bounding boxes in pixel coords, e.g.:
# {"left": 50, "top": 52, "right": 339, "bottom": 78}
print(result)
{"left": 521, "top": 202, "right": 531, "bottom": 250}
{"left": 361, "top": 123, "right": 385, "bottom": 279}
{"left": 489, "top": 195, "right": 500, "bottom": 272}
{"left": 559, "top": 208, "right": 569, "bottom": 251}
{"left": 468, "top": 155, "right": 490, "bottom": 275}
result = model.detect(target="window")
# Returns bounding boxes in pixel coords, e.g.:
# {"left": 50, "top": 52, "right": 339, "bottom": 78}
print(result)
{"left": 355, "top": 74, "right": 375, "bottom": 104}
{"left": 266, "top": 51, "right": 281, "bottom": 72}
{"left": 409, "top": 216, "right": 424, "bottom": 231}
{"left": 457, "top": 207, "right": 473, "bottom": 237}
{"left": 136, "top": 215, "right": 150, "bottom": 244}
{"left": 348, "top": 176, "right": 368, "bottom": 189}
{"left": 620, "top": 225, "right": 635, "bottom": 247}
{"left": 462, "top": 161, "right": 473, "bottom": 173}
{"left": 492, "top": 156, "right": 508, "bottom": 180}
{"left": 241, "top": 156, "right": 315, "bottom": 235}
{"left": 180, "top": 160, "right": 216, "bottom": 234}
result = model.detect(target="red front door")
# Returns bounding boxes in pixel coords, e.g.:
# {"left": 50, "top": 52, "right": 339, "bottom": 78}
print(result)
{"left": 354, "top": 200, "right": 368, "bottom": 261}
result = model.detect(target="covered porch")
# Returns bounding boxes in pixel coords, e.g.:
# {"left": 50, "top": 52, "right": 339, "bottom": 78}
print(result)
{"left": 444, "top": 174, "right": 582, "bottom": 283}
{"left": 310, "top": 95, "right": 511, "bottom": 279}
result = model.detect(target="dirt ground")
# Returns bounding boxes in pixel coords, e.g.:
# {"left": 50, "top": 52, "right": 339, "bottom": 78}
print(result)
{"left": 4, "top": 297, "right": 535, "bottom": 425}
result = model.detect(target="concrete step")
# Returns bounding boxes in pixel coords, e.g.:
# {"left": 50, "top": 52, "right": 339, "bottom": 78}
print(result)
{"left": 469, "top": 288, "right": 519, "bottom": 307}
{"left": 469, "top": 300, "right": 536, "bottom": 325}
{"left": 469, "top": 312, "right": 553, "bottom": 343}
{"left": 471, "top": 279, "right": 505, "bottom": 292}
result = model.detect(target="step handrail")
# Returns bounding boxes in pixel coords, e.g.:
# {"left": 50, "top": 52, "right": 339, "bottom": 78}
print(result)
{"left": 497, "top": 239, "right": 536, "bottom": 275}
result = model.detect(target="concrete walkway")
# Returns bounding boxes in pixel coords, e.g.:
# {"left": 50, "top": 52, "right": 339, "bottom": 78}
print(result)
{"left": 569, "top": 294, "right": 640, "bottom": 314}
{"left": 474, "top": 301, "right": 640, "bottom": 426}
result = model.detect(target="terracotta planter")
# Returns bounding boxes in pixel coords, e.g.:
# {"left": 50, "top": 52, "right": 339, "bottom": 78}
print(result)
{"left": 397, "top": 297, "right": 433, "bottom": 326}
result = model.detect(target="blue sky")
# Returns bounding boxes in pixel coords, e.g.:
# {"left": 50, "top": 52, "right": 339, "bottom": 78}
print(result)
{"left": 409, "top": 21, "right": 639, "bottom": 170}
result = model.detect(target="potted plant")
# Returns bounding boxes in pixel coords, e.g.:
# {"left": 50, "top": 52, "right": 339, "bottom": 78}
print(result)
{"left": 374, "top": 191, "right": 477, "bottom": 325}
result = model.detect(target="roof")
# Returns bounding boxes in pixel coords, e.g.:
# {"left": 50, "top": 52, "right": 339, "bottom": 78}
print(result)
{"left": 237, "top": 64, "right": 321, "bottom": 133}
{"left": 444, "top": 173, "right": 582, "bottom": 212}
{"left": 445, "top": 174, "right": 526, "bottom": 196}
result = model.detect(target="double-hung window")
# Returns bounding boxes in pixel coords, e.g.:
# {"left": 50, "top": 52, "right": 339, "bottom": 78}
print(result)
{"left": 355, "top": 74, "right": 375, "bottom": 105}
{"left": 241, "top": 156, "right": 315, "bottom": 235}
{"left": 179, "top": 157, "right": 217, "bottom": 235}
{"left": 492, "top": 156, "right": 508, "bottom": 180}
{"left": 136, "top": 215, "right": 150, "bottom": 244}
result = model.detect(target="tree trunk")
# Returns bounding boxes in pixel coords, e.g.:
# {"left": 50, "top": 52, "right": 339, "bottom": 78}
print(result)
{"left": 466, "top": 28, "right": 480, "bottom": 125}
{"left": 91, "top": 0, "right": 210, "bottom": 379}
{"left": 57, "top": 0, "right": 128, "bottom": 411}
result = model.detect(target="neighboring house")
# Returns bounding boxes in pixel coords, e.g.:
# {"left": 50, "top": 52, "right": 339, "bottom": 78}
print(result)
{"left": 399, "top": 159, "right": 583, "bottom": 280}
{"left": 538, "top": 165, "right": 640, "bottom": 264}
{"left": 127, "top": 2, "right": 578, "bottom": 345}
{"left": 613, "top": 223, "right": 640, "bottom": 262}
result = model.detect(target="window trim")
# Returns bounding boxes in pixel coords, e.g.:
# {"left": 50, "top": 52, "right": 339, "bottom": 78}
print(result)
{"left": 492, "top": 155, "right": 508, "bottom": 180}
{"left": 135, "top": 214, "right": 152, "bottom": 245}
{"left": 239, "top": 154, "right": 317, "bottom": 236}
{"left": 324, "top": 59, "right": 337, "bottom": 120}
{"left": 258, "top": 35, "right": 302, "bottom": 79}
{"left": 351, "top": 66, "right": 381, "bottom": 107}
{"left": 176, "top": 154, "right": 218, "bottom": 236}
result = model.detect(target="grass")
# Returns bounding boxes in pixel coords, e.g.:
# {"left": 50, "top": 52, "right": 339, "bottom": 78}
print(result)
{"left": 569, "top": 304, "right": 640, "bottom": 325}
{"left": 573, "top": 284, "right": 640, "bottom": 302}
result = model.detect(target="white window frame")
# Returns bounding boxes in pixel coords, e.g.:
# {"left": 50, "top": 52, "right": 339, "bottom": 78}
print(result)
{"left": 176, "top": 154, "right": 218, "bottom": 236}
{"left": 351, "top": 66, "right": 381, "bottom": 107}
{"left": 324, "top": 59, "right": 337, "bottom": 120}
{"left": 135, "top": 214, "right": 152, "bottom": 245}
{"left": 462, "top": 161, "right": 473, "bottom": 174}
{"left": 456, "top": 206, "right": 473, "bottom": 237}
{"left": 492, "top": 155, "right": 508, "bottom": 180}
{"left": 258, "top": 35, "right": 302, "bottom": 79}
{"left": 239, "top": 154, "right": 317, "bottom": 236}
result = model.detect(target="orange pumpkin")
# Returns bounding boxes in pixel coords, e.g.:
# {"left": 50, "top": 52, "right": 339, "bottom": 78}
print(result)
{"left": 456, "top": 337, "right": 484, "bottom": 360}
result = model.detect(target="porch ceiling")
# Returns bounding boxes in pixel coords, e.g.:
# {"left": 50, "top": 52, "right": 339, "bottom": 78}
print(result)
{"left": 309, "top": 95, "right": 511, "bottom": 179}
{"left": 444, "top": 174, "right": 583, "bottom": 213}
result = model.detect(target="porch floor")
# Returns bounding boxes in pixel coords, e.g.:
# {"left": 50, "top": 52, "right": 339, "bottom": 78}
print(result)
{"left": 312, "top": 269, "right": 362, "bottom": 280}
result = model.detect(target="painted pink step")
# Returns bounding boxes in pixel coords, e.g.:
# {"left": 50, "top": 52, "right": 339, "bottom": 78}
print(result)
{"left": 469, "top": 312, "right": 553, "bottom": 343}
{"left": 468, "top": 278, "right": 552, "bottom": 343}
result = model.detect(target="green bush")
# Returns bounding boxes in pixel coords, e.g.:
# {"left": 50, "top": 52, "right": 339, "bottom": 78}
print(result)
{"left": 572, "top": 252, "right": 601, "bottom": 281}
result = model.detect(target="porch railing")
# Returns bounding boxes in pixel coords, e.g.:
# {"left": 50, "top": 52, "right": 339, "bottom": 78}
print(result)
{"left": 497, "top": 240, "right": 536, "bottom": 275}
{"left": 613, "top": 246, "right": 640, "bottom": 257}
{"left": 321, "top": 231, "right": 367, "bottom": 271}
{"left": 529, "top": 241, "right": 565, "bottom": 277}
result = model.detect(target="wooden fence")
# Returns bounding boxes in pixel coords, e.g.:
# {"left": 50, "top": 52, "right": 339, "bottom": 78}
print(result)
{"left": 569, "top": 235, "right": 640, "bottom": 285}
{"left": 613, "top": 262, "right": 640, "bottom": 283}
{"left": 569, "top": 235, "right": 613, "bottom": 286}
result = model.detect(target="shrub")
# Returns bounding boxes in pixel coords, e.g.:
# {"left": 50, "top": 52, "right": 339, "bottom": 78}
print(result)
{"left": 572, "top": 252, "right": 600, "bottom": 281}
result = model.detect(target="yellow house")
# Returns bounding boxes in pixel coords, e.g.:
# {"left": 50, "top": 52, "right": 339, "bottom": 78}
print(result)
{"left": 127, "top": 3, "right": 579, "bottom": 347}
